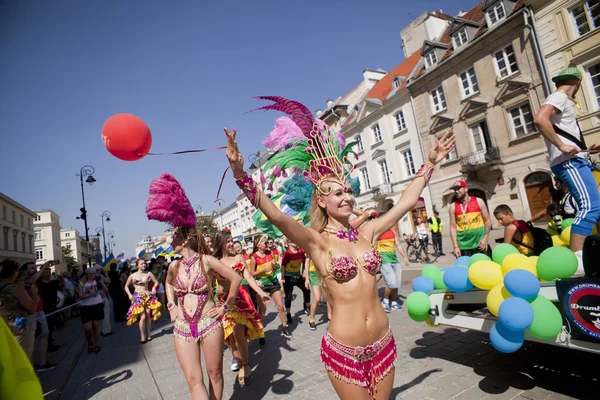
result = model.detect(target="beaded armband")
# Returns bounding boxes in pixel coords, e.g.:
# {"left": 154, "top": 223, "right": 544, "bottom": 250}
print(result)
{"left": 167, "top": 302, "right": 176, "bottom": 311}
{"left": 415, "top": 162, "right": 435, "bottom": 184}
{"left": 235, "top": 172, "right": 260, "bottom": 208}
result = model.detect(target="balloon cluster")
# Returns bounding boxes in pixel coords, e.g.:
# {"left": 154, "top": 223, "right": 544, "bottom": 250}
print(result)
{"left": 408, "top": 243, "right": 578, "bottom": 353}
{"left": 548, "top": 218, "right": 598, "bottom": 247}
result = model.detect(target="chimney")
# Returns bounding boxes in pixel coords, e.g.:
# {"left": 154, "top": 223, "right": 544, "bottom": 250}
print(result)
{"left": 326, "top": 99, "right": 333, "bottom": 108}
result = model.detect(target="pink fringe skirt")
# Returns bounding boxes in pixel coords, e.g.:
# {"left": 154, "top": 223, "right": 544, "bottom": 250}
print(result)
{"left": 321, "top": 327, "right": 396, "bottom": 398}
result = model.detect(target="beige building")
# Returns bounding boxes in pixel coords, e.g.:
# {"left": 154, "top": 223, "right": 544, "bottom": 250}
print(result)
{"left": 0, "top": 193, "right": 36, "bottom": 266}
{"left": 61, "top": 228, "right": 96, "bottom": 268}
{"left": 531, "top": 0, "right": 600, "bottom": 144}
{"left": 406, "top": 0, "right": 555, "bottom": 230}
{"left": 33, "top": 210, "right": 65, "bottom": 273}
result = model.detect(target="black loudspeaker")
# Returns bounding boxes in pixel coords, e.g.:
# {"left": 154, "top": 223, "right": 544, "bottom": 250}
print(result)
{"left": 583, "top": 234, "right": 600, "bottom": 277}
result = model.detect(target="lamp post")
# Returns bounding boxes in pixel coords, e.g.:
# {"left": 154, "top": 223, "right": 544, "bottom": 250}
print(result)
{"left": 194, "top": 204, "right": 203, "bottom": 215}
{"left": 107, "top": 231, "right": 115, "bottom": 255}
{"left": 99, "top": 211, "right": 111, "bottom": 260}
{"left": 248, "top": 151, "right": 265, "bottom": 191}
{"left": 76, "top": 165, "right": 96, "bottom": 268}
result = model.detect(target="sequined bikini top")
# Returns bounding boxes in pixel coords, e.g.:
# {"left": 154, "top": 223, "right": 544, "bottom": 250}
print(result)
{"left": 132, "top": 274, "right": 150, "bottom": 286}
{"left": 326, "top": 231, "right": 382, "bottom": 282}
{"left": 174, "top": 273, "right": 209, "bottom": 296}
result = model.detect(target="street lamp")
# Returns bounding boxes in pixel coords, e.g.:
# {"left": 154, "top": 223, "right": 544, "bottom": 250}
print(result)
{"left": 76, "top": 165, "right": 96, "bottom": 268}
{"left": 194, "top": 204, "right": 203, "bottom": 214}
{"left": 108, "top": 231, "right": 115, "bottom": 255}
{"left": 100, "top": 211, "right": 111, "bottom": 260}
{"left": 248, "top": 151, "right": 264, "bottom": 190}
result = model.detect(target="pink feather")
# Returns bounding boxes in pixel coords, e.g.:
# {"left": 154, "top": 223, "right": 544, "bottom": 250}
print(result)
{"left": 146, "top": 173, "right": 197, "bottom": 229}
{"left": 262, "top": 117, "right": 304, "bottom": 150}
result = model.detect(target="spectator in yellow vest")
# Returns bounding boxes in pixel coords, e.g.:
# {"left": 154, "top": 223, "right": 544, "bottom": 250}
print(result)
{"left": 428, "top": 210, "right": 445, "bottom": 256}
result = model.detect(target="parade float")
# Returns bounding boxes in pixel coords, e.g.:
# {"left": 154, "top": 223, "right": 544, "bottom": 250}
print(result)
{"left": 407, "top": 223, "right": 600, "bottom": 355}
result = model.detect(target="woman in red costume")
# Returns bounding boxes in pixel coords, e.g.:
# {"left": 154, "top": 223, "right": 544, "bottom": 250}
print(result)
{"left": 224, "top": 96, "right": 455, "bottom": 400}
{"left": 145, "top": 173, "right": 241, "bottom": 400}
{"left": 213, "top": 231, "right": 271, "bottom": 386}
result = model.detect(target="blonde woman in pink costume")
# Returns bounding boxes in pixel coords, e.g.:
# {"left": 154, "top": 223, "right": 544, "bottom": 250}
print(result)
{"left": 224, "top": 96, "right": 454, "bottom": 400}
{"left": 145, "top": 173, "right": 241, "bottom": 400}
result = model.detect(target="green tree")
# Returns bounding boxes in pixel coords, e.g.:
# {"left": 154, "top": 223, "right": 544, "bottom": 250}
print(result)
{"left": 197, "top": 215, "right": 220, "bottom": 241}
{"left": 62, "top": 245, "right": 80, "bottom": 275}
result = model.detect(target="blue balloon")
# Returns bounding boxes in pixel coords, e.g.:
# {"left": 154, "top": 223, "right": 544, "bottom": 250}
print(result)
{"left": 498, "top": 297, "right": 534, "bottom": 331}
{"left": 504, "top": 269, "right": 540, "bottom": 300}
{"left": 455, "top": 256, "right": 470, "bottom": 268}
{"left": 442, "top": 266, "right": 474, "bottom": 292}
{"left": 412, "top": 276, "right": 435, "bottom": 293}
{"left": 490, "top": 321, "right": 525, "bottom": 353}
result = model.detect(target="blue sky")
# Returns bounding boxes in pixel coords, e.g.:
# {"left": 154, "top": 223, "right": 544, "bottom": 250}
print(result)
{"left": 0, "top": 0, "right": 468, "bottom": 258}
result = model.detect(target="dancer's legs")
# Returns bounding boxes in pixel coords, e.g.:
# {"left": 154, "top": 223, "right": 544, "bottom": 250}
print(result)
{"left": 309, "top": 285, "right": 321, "bottom": 323}
{"left": 328, "top": 368, "right": 394, "bottom": 400}
{"left": 145, "top": 309, "right": 152, "bottom": 339}
{"left": 201, "top": 327, "right": 225, "bottom": 400}
{"left": 270, "top": 290, "right": 288, "bottom": 328}
{"left": 232, "top": 324, "right": 250, "bottom": 379}
{"left": 174, "top": 338, "right": 209, "bottom": 400}
{"left": 139, "top": 312, "right": 147, "bottom": 341}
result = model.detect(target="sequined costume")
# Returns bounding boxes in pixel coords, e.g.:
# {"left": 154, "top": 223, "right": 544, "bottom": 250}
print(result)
{"left": 126, "top": 275, "right": 162, "bottom": 325}
{"left": 173, "top": 272, "right": 221, "bottom": 343}
{"left": 216, "top": 263, "right": 264, "bottom": 341}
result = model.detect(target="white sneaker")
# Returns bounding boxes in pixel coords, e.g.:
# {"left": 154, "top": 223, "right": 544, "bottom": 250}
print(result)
{"left": 231, "top": 358, "right": 239, "bottom": 371}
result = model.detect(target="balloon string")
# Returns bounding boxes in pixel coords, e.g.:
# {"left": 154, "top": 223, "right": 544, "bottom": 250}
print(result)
{"left": 145, "top": 146, "right": 227, "bottom": 156}
{"left": 214, "top": 167, "right": 231, "bottom": 207}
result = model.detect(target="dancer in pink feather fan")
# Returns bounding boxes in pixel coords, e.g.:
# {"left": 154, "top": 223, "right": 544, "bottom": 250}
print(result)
{"left": 224, "top": 96, "right": 455, "bottom": 400}
{"left": 145, "top": 173, "right": 241, "bottom": 400}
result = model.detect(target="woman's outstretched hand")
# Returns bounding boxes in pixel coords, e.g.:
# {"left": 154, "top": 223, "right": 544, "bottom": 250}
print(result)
{"left": 224, "top": 128, "right": 244, "bottom": 176}
{"left": 427, "top": 131, "right": 456, "bottom": 165}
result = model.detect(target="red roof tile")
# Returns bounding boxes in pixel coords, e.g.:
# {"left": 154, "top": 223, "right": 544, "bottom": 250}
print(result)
{"left": 366, "top": 50, "right": 422, "bottom": 102}
{"left": 342, "top": 113, "right": 355, "bottom": 128}
{"left": 461, "top": 1, "right": 485, "bottom": 22}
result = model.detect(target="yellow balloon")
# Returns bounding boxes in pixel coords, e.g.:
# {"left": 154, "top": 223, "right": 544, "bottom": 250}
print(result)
{"left": 552, "top": 235, "right": 568, "bottom": 247}
{"left": 468, "top": 260, "right": 503, "bottom": 290}
{"left": 560, "top": 226, "right": 571, "bottom": 245}
{"left": 593, "top": 225, "right": 598, "bottom": 235}
{"left": 425, "top": 319, "right": 440, "bottom": 327}
{"left": 486, "top": 284, "right": 512, "bottom": 316}
{"left": 528, "top": 256, "right": 539, "bottom": 277}
{"left": 501, "top": 253, "right": 534, "bottom": 276}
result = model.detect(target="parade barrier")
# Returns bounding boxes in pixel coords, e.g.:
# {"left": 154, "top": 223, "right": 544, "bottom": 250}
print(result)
{"left": 407, "top": 239, "right": 600, "bottom": 355}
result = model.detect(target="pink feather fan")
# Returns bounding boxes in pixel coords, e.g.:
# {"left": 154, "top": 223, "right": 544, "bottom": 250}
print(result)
{"left": 262, "top": 117, "right": 346, "bottom": 151}
{"left": 146, "top": 173, "right": 197, "bottom": 229}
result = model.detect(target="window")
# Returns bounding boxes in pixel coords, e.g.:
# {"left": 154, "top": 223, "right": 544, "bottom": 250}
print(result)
{"left": 395, "top": 110, "right": 407, "bottom": 131}
{"left": 453, "top": 28, "right": 469, "bottom": 48}
{"left": 2, "top": 206, "right": 6, "bottom": 220}
{"left": 3, "top": 229, "right": 8, "bottom": 250}
{"left": 494, "top": 45, "right": 519, "bottom": 78}
{"left": 460, "top": 67, "right": 480, "bottom": 97}
{"left": 22, "top": 235, "right": 25, "bottom": 253}
{"left": 35, "top": 230, "right": 42, "bottom": 240}
{"left": 509, "top": 103, "right": 536, "bottom": 137}
{"left": 20, "top": 215, "right": 24, "bottom": 226}
{"left": 571, "top": 1, "right": 599, "bottom": 36}
{"left": 356, "top": 134, "right": 364, "bottom": 152}
{"left": 361, "top": 168, "right": 371, "bottom": 190}
{"left": 65, "top": 232, "right": 71, "bottom": 238}
{"left": 470, "top": 123, "right": 487, "bottom": 151}
{"left": 13, "top": 232, "right": 18, "bottom": 251}
{"left": 393, "top": 77, "right": 401, "bottom": 88}
{"left": 431, "top": 86, "right": 447, "bottom": 113}
{"left": 403, "top": 149, "right": 416, "bottom": 176}
{"left": 66, "top": 243, "right": 71, "bottom": 249}
{"left": 488, "top": 1, "right": 506, "bottom": 25}
{"left": 34, "top": 214, "right": 41, "bottom": 222}
{"left": 12, "top": 211, "right": 15, "bottom": 223}
{"left": 36, "top": 249, "right": 44, "bottom": 260}
{"left": 446, "top": 145, "right": 459, "bottom": 161}
{"left": 589, "top": 63, "right": 600, "bottom": 107}
{"left": 424, "top": 51, "right": 438, "bottom": 69}
{"left": 373, "top": 124, "right": 382, "bottom": 142}
{"left": 379, "top": 159, "right": 391, "bottom": 183}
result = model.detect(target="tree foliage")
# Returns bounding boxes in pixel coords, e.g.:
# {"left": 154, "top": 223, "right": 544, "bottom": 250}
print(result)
{"left": 61, "top": 245, "right": 80, "bottom": 274}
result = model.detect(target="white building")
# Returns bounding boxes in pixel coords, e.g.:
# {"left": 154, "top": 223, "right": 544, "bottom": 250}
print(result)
{"left": 33, "top": 210, "right": 65, "bottom": 273}
{"left": 61, "top": 228, "right": 97, "bottom": 268}
{"left": 0, "top": 193, "right": 36, "bottom": 266}
{"left": 212, "top": 202, "right": 241, "bottom": 237}
{"left": 134, "top": 231, "right": 171, "bottom": 259}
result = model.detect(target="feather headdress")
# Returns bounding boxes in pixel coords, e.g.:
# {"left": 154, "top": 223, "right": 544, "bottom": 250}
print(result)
{"left": 146, "top": 173, "right": 197, "bottom": 229}
{"left": 252, "top": 96, "right": 358, "bottom": 195}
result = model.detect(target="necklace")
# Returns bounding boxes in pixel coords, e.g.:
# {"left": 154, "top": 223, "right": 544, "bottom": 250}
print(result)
{"left": 325, "top": 225, "right": 359, "bottom": 243}
{"left": 459, "top": 197, "right": 469, "bottom": 230}
{"left": 181, "top": 254, "right": 200, "bottom": 276}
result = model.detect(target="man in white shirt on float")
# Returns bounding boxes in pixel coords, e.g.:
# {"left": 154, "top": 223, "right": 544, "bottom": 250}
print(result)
{"left": 534, "top": 67, "right": 600, "bottom": 274}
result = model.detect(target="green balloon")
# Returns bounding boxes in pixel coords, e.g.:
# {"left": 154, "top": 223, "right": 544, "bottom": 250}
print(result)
{"left": 527, "top": 294, "right": 563, "bottom": 340}
{"left": 432, "top": 271, "right": 447, "bottom": 290}
{"left": 537, "top": 247, "right": 578, "bottom": 280}
{"left": 492, "top": 243, "right": 519, "bottom": 265}
{"left": 406, "top": 291, "right": 431, "bottom": 315}
{"left": 421, "top": 264, "right": 440, "bottom": 280}
{"left": 408, "top": 310, "right": 430, "bottom": 322}
{"left": 468, "top": 253, "right": 492, "bottom": 267}
{"left": 562, "top": 218, "right": 574, "bottom": 229}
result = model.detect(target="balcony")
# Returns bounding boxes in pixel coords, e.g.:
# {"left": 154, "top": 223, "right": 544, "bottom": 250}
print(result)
{"left": 460, "top": 147, "right": 501, "bottom": 172}
{"left": 371, "top": 183, "right": 393, "bottom": 200}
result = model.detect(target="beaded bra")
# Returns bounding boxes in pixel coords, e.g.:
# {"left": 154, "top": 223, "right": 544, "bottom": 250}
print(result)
{"left": 173, "top": 273, "right": 209, "bottom": 324}
{"left": 325, "top": 231, "right": 382, "bottom": 282}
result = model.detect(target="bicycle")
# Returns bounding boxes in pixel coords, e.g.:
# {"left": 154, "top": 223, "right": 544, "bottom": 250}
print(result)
{"left": 406, "top": 236, "right": 439, "bottom": 264}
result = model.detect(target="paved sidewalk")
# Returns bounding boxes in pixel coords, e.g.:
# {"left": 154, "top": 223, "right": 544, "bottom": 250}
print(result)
{"left": 58, "top": 277, "right": 599, "bottom": 400}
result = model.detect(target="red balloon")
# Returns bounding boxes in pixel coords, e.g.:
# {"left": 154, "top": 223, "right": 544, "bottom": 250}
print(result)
{"left": 101, "top": 114, "right": 152, "bottom": 161}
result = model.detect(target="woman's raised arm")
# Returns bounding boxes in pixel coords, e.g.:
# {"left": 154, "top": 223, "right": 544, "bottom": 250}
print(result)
{"left": 224, "top": 128, "right": 324, "bottom": 254}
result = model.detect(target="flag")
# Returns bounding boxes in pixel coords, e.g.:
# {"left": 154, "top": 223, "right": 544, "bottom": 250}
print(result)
{"left": 116, "top": 252, "right": 124, "bottom": 260}
{"left": 138, "top": 249, "right": 146, "bottom": 259}
{"left": 252, "top": 193, "right": 306, "bottom": 238}
{"left": 161, "top": 245, "right": 174, "bottom": 258}
{"left": 102, "top": 253, "right": 117, "bottom": 271}
{"left": 154, "top": 246, "right": 164, "bottom": 258}
{"left": 235, "top": 235, "right": 246, "bottom": 247}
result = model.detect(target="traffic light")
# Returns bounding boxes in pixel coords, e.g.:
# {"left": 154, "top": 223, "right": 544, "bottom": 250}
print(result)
{"left": 80, "top": 207, "right": 87, "bottom": 220}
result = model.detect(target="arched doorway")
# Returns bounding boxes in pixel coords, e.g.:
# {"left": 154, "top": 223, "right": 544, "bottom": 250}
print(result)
{"left": 524, "top": 171, "right": 553, "bottom": 221}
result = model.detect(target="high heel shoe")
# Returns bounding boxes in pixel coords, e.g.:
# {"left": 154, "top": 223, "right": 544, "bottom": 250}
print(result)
{"left": 238, "top": 363, "right": 253, "bottom": 387}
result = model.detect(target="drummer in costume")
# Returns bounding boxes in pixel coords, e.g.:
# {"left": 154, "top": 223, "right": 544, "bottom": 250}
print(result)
{"left": 124, "top": 259, "right": 162, "bottom": 343}
{"left": 223, "top": 96, "right": 454, "bottom": 399}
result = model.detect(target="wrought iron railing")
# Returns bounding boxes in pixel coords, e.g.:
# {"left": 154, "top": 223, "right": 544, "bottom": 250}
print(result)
{"left": 459, "top": 147, "right": 500, "bottom": 170}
